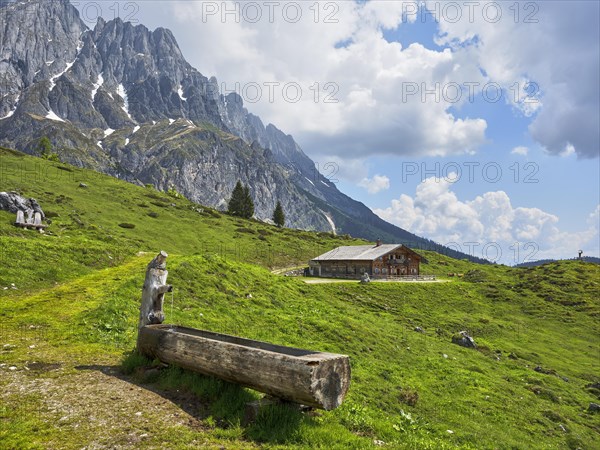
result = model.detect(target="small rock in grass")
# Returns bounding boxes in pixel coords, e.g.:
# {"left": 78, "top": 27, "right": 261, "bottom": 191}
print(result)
{"left": 447, "top": 430, "right": 454, "bottom": 434}
{"left": 414, "top": 326, "right": 424, "bottom": 333}
{"left": 443, "top": 354, "right": 448, "bottom": 358}
{"left": 452, "top": 331, "right": 477, "bottom": 349}
{"left": 589, "top": 403, "right": 600, "bottom": 413}
{"left": 79, "top": 183, "right": 88, "bottom": 188}
{"left": 9, "top": 366, "right": 17, "bottom": 371}
{"left": 135, "top": 412, "right": 142, "bottom": 417}
{"left": 373, "top": 440, "right": 385, "bottom": 446}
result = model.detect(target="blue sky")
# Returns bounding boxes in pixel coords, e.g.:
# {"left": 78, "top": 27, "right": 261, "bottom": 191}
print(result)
{"left": 78, "top": 1, "right": 599, "bottom": 264}
{"left": 335, "top": 6, "right": 599, "bottom": 255}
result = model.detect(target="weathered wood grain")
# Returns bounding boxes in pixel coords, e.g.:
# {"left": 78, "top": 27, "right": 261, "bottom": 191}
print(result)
{"left": 138, "top": 325, "right": 351, "bottom": 410}
{"left": 137, "top": 251, "right": 172, "bottom": 349}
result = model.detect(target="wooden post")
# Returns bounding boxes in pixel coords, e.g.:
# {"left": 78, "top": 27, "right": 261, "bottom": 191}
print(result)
{"left": 137, "top": 251, "right": 173, "bottom": 350}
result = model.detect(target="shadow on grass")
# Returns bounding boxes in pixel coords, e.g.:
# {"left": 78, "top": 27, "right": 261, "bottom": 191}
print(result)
{"left": 75, "top": 349, "right": 305, "bottom": 445}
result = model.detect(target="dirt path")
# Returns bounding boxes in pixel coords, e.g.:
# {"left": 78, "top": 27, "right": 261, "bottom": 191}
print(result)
{"left": 302, "top": 278, "right": 451, "bottom": 284}
{"left": 1, "top": 364, "right": 254, "bottom": 449}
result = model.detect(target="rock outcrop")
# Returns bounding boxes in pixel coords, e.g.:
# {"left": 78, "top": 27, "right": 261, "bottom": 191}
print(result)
{"left": 0, "top": 192, "right": 45, "bottom": 219}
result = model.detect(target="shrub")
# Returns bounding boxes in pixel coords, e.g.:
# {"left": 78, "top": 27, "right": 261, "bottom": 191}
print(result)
{"left": 167, "top": 186, "right": 182, "bottom": 199}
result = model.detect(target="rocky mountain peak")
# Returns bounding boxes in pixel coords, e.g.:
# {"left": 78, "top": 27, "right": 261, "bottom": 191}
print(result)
{"left": 0, "top": 0, "right": 486, "bottom": 262}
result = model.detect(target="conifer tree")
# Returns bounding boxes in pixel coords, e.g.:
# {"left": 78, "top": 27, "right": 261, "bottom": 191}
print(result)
{"left": 273, "top": 201, "right": 285, "bottom": 227}
{"left": 227, "top": 181, "right": 245, "bottom": 216}
{"left": 241, "top": 185, "right": 255, "bottom": 219}
{"left": 228, "top": 181, "right": 254, "bottom": 219}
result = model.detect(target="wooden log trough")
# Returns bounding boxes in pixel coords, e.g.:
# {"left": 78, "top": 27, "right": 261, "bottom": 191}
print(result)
{"left": 136, "top": 251, "right": 351, "bottom": 411}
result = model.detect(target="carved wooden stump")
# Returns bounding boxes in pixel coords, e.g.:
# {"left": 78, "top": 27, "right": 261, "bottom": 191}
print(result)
{"left": 137, "top": 251, "right": 173, "bottom": 351}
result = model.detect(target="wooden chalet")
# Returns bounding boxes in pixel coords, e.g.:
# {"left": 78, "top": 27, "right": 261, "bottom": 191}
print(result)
{"left": 309, "top": 241, "right": 422, "bottom": 279}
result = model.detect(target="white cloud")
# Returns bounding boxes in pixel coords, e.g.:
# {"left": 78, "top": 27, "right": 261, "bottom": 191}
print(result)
{"left": 432, "top": 1, "right": 599, "bottom": 158}
{"left": 358, "top": 174, "right": 390, "bottom": 194}
{"left": 560, "top": 143, "right": 576, "bottom": 158}
{"left": 511, "top": 146, "right": 529, "bottom": 156}
{"left": 374, "top": 175, "right": 599, "bottom": 264}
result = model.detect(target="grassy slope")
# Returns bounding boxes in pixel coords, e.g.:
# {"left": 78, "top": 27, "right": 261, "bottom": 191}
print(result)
{"left": 0, "top": 148, "right": 599, "bottom": 449}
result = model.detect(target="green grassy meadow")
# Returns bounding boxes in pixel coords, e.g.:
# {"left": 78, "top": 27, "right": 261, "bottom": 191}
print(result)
{"left": 0, "top": 148, "right": 599, "bottom": 449}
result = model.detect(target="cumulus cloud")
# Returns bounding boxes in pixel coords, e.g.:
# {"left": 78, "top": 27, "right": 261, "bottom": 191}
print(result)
{"left": 358, "top": 174, "right": 390, "bottom": 194}
{"left": 432, "top": 1, "right": 599, "bottom": 158}
{"left": 511, "top": 146, "right": 529, "bottom": 156}
{"left": 374, "top": 175, "right": 599, "bottom": 264}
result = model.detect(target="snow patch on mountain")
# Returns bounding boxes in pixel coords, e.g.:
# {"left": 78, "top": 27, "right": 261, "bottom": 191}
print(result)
{"left": 91, "top": 74, "right": 104, "bottom": 100}
{"left": 116, "top": 84, "right": 133, "bottom": 121}
{"left": 46, "top": 109, "right": 65, "bottom": 122}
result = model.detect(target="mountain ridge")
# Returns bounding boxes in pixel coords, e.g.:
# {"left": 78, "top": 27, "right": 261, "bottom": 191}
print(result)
{"left": 0, "top": 0, "right": 488, "bottom": 263}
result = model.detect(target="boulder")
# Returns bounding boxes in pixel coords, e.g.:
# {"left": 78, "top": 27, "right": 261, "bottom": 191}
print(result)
{"left": 452, "top": 331, "right": 477, "bottom": 349}
{"left": 0, "top": 192, "right": 45, "bottom": 219}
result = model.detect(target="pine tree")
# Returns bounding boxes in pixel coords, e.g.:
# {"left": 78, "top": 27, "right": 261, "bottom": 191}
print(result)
{"left": 273, "top": 201, "right": 285, "bottom": 227}
{"left": 241, "top": 185, "right": 255, "bottom": 219}
{"left": 227, "top": 181, "right": 245, "bottom": 216}
{"left": 228, "top": 181, "right": 254, "bottom": 219}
